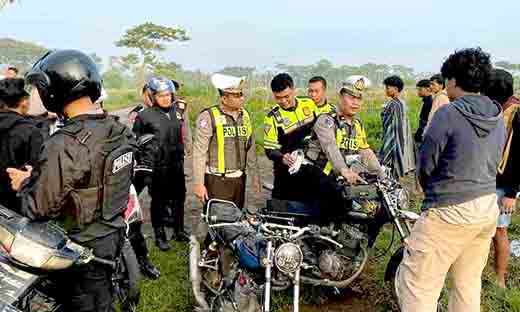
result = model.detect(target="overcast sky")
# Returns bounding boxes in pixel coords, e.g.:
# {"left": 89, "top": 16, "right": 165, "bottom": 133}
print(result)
{"left": 1, "top": 0, "right": 519, "bottom": 72}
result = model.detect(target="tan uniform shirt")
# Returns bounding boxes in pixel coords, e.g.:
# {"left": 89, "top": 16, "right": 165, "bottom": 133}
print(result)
{"left": 193, "top": 107, "right": 259, "bottom": 185}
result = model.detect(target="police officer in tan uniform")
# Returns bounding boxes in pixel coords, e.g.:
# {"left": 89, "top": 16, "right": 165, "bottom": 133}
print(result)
{"left": 193, "top": 74, "right": 261, "bottom": 208}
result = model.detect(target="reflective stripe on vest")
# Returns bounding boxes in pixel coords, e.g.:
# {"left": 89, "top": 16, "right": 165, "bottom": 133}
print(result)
{"left": 210, "top": 107, "right": 252, "bottom": 174}
{"left": 322, "top": 120, "right": 365, "bottom": 175}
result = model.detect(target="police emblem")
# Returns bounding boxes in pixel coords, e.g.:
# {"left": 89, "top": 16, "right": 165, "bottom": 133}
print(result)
{"left": 199, "top": 119, "right": 208, "bottom": 129}
{"left": 303, "top": 107, "right": 311, "bottom": 116}
{"left": 218, "top": 115, "right": 227, "bottom": 125}
{"left": 283, "top": 118, "right": 291, "bottom": 126}
{"left": 324, "top": 117, "right": 334, "bottom": 128}
{"left": 264, "top": 124, "right": 271, "bottom": 134}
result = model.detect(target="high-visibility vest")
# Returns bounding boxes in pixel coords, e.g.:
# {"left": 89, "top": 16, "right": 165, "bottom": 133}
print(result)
{"left": 208, "top": 106, "right": 252, "bottom": 174}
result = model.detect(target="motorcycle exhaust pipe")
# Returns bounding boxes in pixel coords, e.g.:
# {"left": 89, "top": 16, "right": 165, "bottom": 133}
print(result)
{"left": 189, "top": 235, "right": 210, "bottom": 311}
{"left": 264, "top": 241, "right": 273, "bottom": 312}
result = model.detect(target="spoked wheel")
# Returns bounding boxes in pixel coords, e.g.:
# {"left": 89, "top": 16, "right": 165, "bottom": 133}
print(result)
{"left": 385, "top": 245, "right": 448, "bottom": 312}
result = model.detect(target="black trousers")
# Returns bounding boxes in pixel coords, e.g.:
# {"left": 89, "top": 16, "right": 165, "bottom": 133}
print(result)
{"left": 128, "top": 221, "right": 148, "bottom": 258}
{"left": 150, "top": 162, "right": 186, "bottom": 233}
{"left": 54, "top": 230, "right": 124, "bottom": 312}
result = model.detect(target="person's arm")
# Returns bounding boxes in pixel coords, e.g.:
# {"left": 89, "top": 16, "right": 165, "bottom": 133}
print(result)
{"left": 417, "top": 108, "right": 451, "bottom": 189}
{"left": 17, "top": 136, "right": 90, "bottom": 220}
{"left": 428, "top": 93, "right": 450, "bottom": 125}
{"left": 192, "top": 111, "right": 213, "bottom": 186}
{"left": 246, "top": 126, "right": 261, "bottom": 192}
{"left": 314, "top": 115, "right": 348, "bottom": 173}
{"left": 26, "top": 126, "right": 44, "bottom": 168}
{"left": 263, "top": 115, "right": 283, "bottom": 162}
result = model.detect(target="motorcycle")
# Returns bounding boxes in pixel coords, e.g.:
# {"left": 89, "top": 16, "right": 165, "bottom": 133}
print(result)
{"left": 0, "top": 185, "right": 142, "bottom": 312}
{"left": 190, "top": 154, "right": 423, "bottom": 312}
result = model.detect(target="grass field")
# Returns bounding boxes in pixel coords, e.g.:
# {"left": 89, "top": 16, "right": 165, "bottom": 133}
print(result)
{"left": 107, "top": 87, "right": 520, "bottom": 311}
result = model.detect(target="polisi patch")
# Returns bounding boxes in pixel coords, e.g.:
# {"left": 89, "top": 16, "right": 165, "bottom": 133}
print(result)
{"left": 112, "top": 152, "right": 133, "bottom": 174}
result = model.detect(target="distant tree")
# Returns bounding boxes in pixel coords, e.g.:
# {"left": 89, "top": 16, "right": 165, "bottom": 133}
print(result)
{"left": 219, "top": 66, "right": 255, "bottom": 78}
{"left": 0, "top": 38, "right": 48, "bottom": 72}
{"left": 115, "top": 22, "right": 190, "bottom": 85}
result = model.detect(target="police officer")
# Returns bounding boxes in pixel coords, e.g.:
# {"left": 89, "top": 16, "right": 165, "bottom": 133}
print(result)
{"left": 305, "top": 76, "right": 384, "bottom": 223}
{"left": 7, "top": 50, "right": 134, "bottom": 312}
{"left": 308, "top": 76, "right": 335, "bottom": 115}
{"left": 193, "top": 73, "right": 260, "bottom": 208}
{"left": 263, "top": 73, "right": 318, "bottom": 203}
{"left": 128, "top": 82, "right": 153, "bottom": 125}
{"left": 133, "top": 77, "right": 187, "bottom": 251}
{"left": 306, "top": 76, "right": 383, "bottom": 182}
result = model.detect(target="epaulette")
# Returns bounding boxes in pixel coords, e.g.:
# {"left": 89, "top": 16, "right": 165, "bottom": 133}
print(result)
{"left": 267, "top": 105, "right": 280, "bottom": 117}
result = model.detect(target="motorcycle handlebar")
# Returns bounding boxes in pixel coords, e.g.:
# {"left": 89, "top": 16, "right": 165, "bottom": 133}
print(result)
{"left": 92, "top": 256, "right": 117, "bottom": 269}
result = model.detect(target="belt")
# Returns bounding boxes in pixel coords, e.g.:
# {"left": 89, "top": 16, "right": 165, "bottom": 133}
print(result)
{"left": 206, "top": 167, "right": 244, "bottom": 178}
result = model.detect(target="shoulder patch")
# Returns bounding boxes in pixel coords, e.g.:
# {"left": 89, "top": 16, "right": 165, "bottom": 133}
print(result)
{"left": 264, "top": 124, "right": 272, "bottom": 134}
{"left": 199, "top": 118, "right": 209, "bottom": 129}
{"left": 323, "top": 115, "right": 334, "bottom": 128}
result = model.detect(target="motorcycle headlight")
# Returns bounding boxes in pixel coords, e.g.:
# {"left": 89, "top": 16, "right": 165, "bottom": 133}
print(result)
{"left": 274, "top": 243, "right": 303, "bottom": 274}
{"left": 10, "top": 234, "right": 54, "bottom": 268}
{"left": 397, "top": 189, "right": 410, "bottom": 210}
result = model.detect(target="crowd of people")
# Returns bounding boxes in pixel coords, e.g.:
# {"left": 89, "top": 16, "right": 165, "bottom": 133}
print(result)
{"left": 0, "top": 46, "right": 517, "bottom": 312}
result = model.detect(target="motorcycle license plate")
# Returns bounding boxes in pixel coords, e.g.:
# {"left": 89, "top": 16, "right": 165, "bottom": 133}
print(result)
{"left": 0, "top": 255, "right": 38, "bottom": 306}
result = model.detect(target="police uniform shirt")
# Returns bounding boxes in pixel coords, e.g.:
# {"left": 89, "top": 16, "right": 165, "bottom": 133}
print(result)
{"left": 192, "top": 108, "right": 259, "bottom": 185}
{"left": 310, "top": 113, "right": 370, "bottom": 174}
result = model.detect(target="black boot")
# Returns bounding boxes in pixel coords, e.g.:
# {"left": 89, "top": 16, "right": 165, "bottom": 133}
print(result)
{"left": 154, "top": 227, "right": 170, "bottom": 251}
{"left": 138, "top": 256, "right": 161, "bottom": 280}
{"left": 171, "top": 231, "right": 189, "bottom": 242}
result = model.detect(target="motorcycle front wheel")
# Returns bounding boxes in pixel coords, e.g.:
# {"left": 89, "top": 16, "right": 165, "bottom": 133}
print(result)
{"left": 384, "top": 245, "right": 448, "bottom": 312}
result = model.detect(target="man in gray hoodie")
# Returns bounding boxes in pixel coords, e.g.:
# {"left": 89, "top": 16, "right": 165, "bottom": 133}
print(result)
{"left": 397, "top": 48, "right": 505, "bottom": 312}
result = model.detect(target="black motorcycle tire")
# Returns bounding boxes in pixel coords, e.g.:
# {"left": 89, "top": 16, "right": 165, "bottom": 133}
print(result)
{"left": 385, "top": 245, "right": 448, "bottom": 312}
{"left": 117, "top": 239, "right": 142, "bottom": 312}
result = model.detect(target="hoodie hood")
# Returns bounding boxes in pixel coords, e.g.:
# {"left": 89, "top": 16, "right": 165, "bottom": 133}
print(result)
{"left": 452, "top": 95, "right": 502, "bottom": 137}
{"left": 0, "top": 110, "right": 28, "bottom": 133}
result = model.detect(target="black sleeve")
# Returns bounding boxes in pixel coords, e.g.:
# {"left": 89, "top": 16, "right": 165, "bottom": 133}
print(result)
{"left": 26, "top": 127, "right": 44, "bottom": 168}
{"left": 18, "top": 135, "right": 90, "bottom": 220}
{"left": 265, "top": 149, "right": 283, "bottom": 162}
{"left": 132, "top": 114, "right": 145, "bottom": 137}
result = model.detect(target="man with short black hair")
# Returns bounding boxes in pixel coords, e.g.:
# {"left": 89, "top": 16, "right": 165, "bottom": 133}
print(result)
{"left": 379, "top": 75, "right": 415, "bottom": 178}
{"left": 308, "top": 76, "right": 334, "bottom": 114}
{"left": 264, "top": 73, "right": 318, "bottom": 202}
{"left": 427, "top": 73, "right": 450, "bottom": 124}
{"left": 397, "top": 48, "right": 505, "bottom": 312}
{"left": 0, "top": 78, "right": 43, "bottom": 213}
{"left": 484, "top": 68, "right": 520, "bottom": 288}
{"left": 414, "top": 79, "right": 432, "bottom": 143}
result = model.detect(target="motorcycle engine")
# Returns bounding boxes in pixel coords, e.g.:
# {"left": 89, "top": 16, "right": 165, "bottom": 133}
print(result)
{"left": 318, "top": 250, "right": 348, "bottom": 280}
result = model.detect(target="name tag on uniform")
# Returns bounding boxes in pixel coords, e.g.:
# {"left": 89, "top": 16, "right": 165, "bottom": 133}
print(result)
{"left": 113, "top": 152, "right": 133, "bottom": 173}
{"left": 223, "top": 126, "right": 248, "bottom": 138}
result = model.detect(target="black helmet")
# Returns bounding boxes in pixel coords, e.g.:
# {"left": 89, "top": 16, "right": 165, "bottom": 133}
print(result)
{"left": 25, "top": 50, "right": 102, "bottom": 114}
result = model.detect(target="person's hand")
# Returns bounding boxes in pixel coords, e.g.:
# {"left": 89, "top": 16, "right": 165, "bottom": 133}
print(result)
{"left": 340, "top": 168, "right": 363, "bottom": 184}
{"left": 502, "top": 196, "right": 516, "bottom": 214}
{"left": 193, "top": 183, "right": 209, "bottom": 203}
{"left": 185, "top": 144, "right": 193, "bottom": 158}
{"left": 282, "top": 153, "right": 296, "bottom": 167}
{"left": 253, "top": 175, "right": 262, "bottom": 193}
{"left": 128, "top": 111, "right": 138, "bottom": 124}
{"left": 6, "top": 166, "right": 32, "bottom": 191}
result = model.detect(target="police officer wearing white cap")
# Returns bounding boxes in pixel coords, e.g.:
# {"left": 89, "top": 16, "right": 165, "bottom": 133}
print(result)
{"left": 192, "top": 73, "right": 261, "bottom": 208}
{"left": 306, "top": 75, "right": 383, "bottom": 187}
